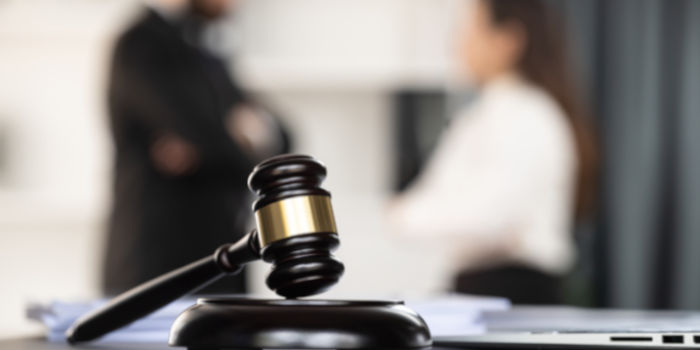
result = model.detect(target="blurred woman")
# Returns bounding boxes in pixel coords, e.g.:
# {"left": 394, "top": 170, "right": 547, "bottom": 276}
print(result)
{"left": 388, "top": 0, "right": 596, "bottom": 304}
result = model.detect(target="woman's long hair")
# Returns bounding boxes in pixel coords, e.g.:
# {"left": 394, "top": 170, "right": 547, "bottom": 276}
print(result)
{"left": 485, "top": 0, "right": 598, "bottom": 218}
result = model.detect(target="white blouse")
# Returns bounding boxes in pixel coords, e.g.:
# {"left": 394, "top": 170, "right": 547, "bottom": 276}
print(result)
{"left": 387, "top": 73, "right": 577, "bottom": 275}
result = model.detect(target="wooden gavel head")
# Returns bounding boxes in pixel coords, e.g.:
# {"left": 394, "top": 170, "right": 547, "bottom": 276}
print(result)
{"left": 248, "top": 154, "right": 345, "bottom": 298}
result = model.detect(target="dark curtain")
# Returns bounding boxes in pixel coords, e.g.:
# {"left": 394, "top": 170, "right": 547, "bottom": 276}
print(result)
{"left": 556, "top": 0, "right": 700, "bottom": 309}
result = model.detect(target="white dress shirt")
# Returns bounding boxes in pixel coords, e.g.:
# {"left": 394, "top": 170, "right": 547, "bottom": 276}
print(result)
{"left": 388, "top": 73, "right": 577, "bottom": 275}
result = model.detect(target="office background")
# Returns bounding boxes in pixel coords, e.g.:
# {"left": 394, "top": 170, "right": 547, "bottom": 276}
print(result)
{"left": 557, "top": 0, "right": 700, "bottom": 310}
{"left": 0, "top": 0, "right": 699, "bottom": 338}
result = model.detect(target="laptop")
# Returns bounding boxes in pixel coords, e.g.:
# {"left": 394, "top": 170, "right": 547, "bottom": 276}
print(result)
{"left": 433, "top": 307, "right": 700, "bottom": 348}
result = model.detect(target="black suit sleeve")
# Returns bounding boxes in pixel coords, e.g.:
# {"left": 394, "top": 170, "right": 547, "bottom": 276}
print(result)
{"left": 108, "top": 30, "right": 256, "bottom": 180}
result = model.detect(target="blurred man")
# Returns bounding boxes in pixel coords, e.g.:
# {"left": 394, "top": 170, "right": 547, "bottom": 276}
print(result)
{"left": 103, "top": 0, "right": 290, "bottom": 295}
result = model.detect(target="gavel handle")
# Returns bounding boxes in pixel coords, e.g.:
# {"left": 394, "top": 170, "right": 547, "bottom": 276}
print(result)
{"left": 66, "top": 230, "right": 261, "bottom": 344}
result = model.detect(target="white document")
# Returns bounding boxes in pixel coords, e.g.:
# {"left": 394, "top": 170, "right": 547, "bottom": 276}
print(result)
{"left": 28, "top": 294, "right": 510, "bottom": 343}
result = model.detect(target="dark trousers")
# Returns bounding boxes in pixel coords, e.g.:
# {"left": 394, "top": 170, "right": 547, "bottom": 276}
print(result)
{"left": 454, "top": 265, "right": 563, "bottom": 305}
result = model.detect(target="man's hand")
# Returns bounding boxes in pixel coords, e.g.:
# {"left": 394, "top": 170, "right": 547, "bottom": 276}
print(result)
{"left": 226, "top": 104, "right": 281, "bottom": 159}
{"left": 150, "top": 133, "right": 199, "bottom": 176}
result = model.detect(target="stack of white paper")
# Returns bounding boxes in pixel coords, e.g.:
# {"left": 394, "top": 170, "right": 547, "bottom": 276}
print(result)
{"left": 27, "top": 294, "right": 510, "bottom": 343}
{"left": 406, "top": 294, "right": 511, "bottom": 336}
{"left": 27, "top": 298, "right": 196, "bottom": 343}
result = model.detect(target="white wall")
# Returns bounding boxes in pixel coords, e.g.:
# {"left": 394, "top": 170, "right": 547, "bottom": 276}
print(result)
{"left": 0, "top": 0, "right": 138, "bottom": 337}
{"left": 0, "top": 0, "right": 459, "bottom": 337}
{"left": 233, "top": 0, "right": 451, "bottom": 90}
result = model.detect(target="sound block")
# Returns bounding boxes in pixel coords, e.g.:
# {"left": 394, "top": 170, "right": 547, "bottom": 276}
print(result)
{"left": 169, "top": 297, "right": 432, "bottom": 349}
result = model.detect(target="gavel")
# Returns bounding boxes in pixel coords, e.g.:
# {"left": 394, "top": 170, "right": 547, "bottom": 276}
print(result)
{"left": 66, "top": 154, "right": 345, "bottom": 343}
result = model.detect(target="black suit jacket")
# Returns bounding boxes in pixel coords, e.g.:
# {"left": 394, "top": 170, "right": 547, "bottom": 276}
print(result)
{"left": 102, "top": 9, "right": 287, "bottom": 295}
